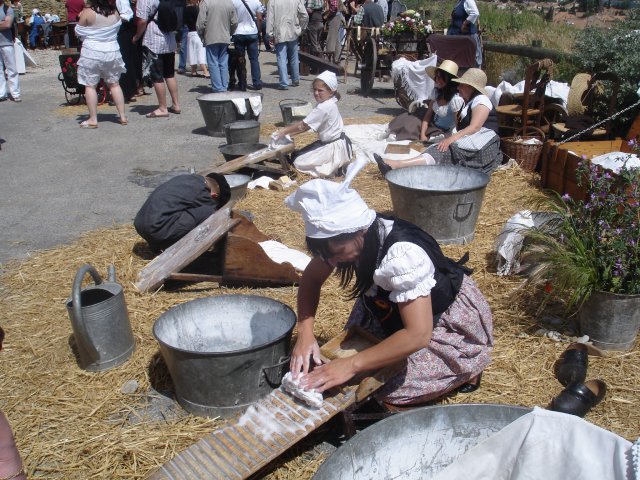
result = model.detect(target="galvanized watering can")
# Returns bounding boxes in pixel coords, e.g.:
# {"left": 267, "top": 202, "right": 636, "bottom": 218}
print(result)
{"left": 65, "top": 264, "right": 135, "bottom": 371}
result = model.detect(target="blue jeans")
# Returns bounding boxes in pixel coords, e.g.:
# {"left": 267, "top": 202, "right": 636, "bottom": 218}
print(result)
{"left": 178, "top": 24, "right": 188, "bottom": 71}
{"left": 275, "top": 40, "right": 299, "bottom": 89}
{"left": 234, "top": 34, "right": 261, "bottom": 88}
{"left": 206, "top": 43, "right": 229, "bottom": 92}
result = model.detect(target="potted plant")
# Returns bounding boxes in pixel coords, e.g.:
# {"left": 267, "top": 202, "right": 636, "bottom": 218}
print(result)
{"left": 523, "top": 143, "right": 640, "bottom": 350}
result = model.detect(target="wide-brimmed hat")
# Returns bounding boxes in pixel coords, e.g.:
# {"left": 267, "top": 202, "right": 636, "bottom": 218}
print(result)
{"left": 566, "top": 73, "right": 592, "bottom": 116}
{"left": 425, "top": 59, "right": 459, "bottom": 81}
{"left": 452, "top": 68, "right": 488, "bottom": 96}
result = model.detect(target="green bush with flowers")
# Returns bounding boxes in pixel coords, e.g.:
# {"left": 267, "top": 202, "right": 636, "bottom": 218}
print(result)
{"left": 381, "top": 11, "right": 432, "bottom": 37}
{"left": 524, "top": 141, "right": 640, "bottom": 313}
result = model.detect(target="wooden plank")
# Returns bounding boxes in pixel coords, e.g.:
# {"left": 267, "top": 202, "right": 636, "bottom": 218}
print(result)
{"left": 134, "top": 207, "right": 238, "bottom": 293}
{"left": 204, "top": 143, "right": 296, "bottom": 175}
{"left": 298, "top": 51, "right": 345, "bottom": 77}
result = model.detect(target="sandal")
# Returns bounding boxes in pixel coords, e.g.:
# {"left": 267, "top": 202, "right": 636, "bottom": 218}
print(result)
{"left": 554, "top": 343, "right": 588, "bottom": 386}
{"left": 549, "top": 379, "right": 606, "bottom": 417}
{"left": 79, "top": 121, "right": 98, "bottom": 129}
{"left": 167, "top": 106, "right": 181, "bottom": 115}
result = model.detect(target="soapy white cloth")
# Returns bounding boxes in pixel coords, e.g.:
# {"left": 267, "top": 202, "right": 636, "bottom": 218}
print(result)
{"left": 432, "top": 407, "right": 634, "bottom": 480}
{"left": 487, "top": 80, "right": 570, "bottom": 109}
{"left": 258, "top": 241, "right": 311, "bottom": 272}
{"left": 343, "top": 124, "right": 424, "bottom": 166}
{"left": 495, "top": 210, "right": 535, "bottom": 276}
{"left": 248, "top": 176, "right": 274, "bottom": 189}
{"left": 281, "top": 372, "right": 323, "bottom": 408}
{"left": 391, "top": 55, "right": 438, "bottom": 103}
{"left": 590, "top": 151, "right": 640, "bottom": 174}
{"left": 230, "top": 95, "right": 263, "bottom": 117}
{"left": 269, "top": 133, "right": 294, "bottom": 150}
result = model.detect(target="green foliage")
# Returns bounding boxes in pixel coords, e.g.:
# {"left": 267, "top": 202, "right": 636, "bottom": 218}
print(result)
{"left": 573, "top": 9, "right": 640, "bottom": 135}
{"left": 524, "top": 150, "right": 640, "bottom": 313}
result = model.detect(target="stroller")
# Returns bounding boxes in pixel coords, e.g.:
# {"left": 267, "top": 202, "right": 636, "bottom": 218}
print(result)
{"left": 58, "top": 53, "right": 108, "bottom": 105}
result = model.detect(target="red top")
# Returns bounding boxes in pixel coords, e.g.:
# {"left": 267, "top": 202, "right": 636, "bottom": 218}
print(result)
{"left": 65, "top": 0, "right": 85, "bottom": 22}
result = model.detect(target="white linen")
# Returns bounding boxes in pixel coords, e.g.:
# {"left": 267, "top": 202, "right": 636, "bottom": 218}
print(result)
{"left": 591, "top": 151, "right": 640, "bottom": 174}
{"left": 302, "top": 97, "right": 343, "bottom": 142}
{"left": 258, "top": 240, "right": 311, "bottom": 272}
{"left": 391, "top": 55, "right": 437, "bottom": 103}
{"left": 488, "top": 79, "right": 571, "bottom": 109}
{"left": 373, "top": 218, "right": 437, "bottom": 303}
{"left": 495, "top": 210, "right": 535, "bottom": 276}
{"left": 186, "top": 31, "right": 205, "bottom": 66}
{"left": 230, "top": 95, "right": 262, "bottom": 116}
{"left": 13, "top": 39, "right": 26, "bottom": 74}
{"left": 433, "top": 407, "right": 634, "bottom": 480}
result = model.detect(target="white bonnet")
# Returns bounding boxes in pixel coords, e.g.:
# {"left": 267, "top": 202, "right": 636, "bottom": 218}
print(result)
{"left": 285, "top": 157, "right": 376, "bottom": 239}
{"left": 316, "top": 70, "right": 338, "bottom": 92}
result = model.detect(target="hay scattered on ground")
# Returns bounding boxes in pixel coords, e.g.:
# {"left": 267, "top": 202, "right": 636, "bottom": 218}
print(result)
{"left": 1, "top": 120, "right": 638, "bottom": 479}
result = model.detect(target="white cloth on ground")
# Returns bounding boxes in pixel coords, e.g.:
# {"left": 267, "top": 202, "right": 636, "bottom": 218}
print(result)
{"left": 432, "top": 407, "right": 635, "bottom": 480}
{"left": 258, "top": 240, "right": 311, "bottom": 272}
{"left": 391, "top": 55, "right": 437, "bottom": 103}
{"left": 495, "top": 210, "right": 535, "bottom": 276}
{"left": 591, "top": 152, "right": 640, "bottom": 174}
{"left": 487, "top": 79, "right": 570, "bottom": 109}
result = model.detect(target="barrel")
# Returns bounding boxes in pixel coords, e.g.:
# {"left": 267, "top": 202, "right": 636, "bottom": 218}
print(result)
{"left": 386, "top": 165, "right": 490, "bottom": 244}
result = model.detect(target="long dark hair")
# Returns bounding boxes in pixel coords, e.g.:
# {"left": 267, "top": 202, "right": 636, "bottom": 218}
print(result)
{"left": 306, "top": 215, "right": 383, "bottom": 300}
{"left": 89, "top": 0, "right": 117, "bottom": 17}
{"left": 435, "top": 70, "right": 458, "bottom": 103}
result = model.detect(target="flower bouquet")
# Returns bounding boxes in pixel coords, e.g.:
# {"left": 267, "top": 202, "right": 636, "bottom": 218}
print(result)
{"left": 381, "top": 11, "right": 431, "bottom": 37}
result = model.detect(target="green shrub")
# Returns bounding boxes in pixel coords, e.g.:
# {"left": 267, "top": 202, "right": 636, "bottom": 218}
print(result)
{"left": 573, "top": 8, "right": 640, "bottom": 135}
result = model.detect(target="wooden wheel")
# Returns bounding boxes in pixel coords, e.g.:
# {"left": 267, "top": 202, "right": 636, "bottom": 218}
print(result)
{"left": 360, "top": 36, "right": 377, "bottom": 97}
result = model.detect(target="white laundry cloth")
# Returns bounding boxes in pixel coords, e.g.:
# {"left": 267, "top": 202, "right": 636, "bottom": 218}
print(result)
{"left": 258, "top": 240, "right": 311, "bottom": 272}
{"left": 230, "top": 95, "right": 263, "bottom": 117}
{"left": 248, "top": 176, "right": 273, "bottom": 189}
{"left": 343, "top": 124, "right": 423, "bottom": 167}
{"left": 433, "top": 407, "right": 634, "bottom": 480}
{"left": 13, "top": 39, "right": 26, "bottom": 74}
{"left": 495, "top": 210, "right": 535, "bottom": 276}
{"left": 487, "top": 80, "right": 570, "bottom": 109}
{"left": 591, "top": 151, "right": 640, "bottom": 174}
{"left": 391, "top": 55, "right": 437, "bottom": 103}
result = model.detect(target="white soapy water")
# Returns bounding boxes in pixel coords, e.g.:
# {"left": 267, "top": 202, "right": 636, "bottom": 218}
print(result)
{"left": 281, "top": 372, "right": 324, "bottom": 408}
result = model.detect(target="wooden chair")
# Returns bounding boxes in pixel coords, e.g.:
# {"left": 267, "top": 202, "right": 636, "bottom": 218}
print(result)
{"left": 496, "top": 58, "right": 554, "bottom": 136}
{"left": 550, "top": 72, "right": 620, "bottom": 141}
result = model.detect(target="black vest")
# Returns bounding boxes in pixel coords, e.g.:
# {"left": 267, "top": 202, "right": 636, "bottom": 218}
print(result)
{"left": 362, "top": 216, "right": 470, "bottom": 337}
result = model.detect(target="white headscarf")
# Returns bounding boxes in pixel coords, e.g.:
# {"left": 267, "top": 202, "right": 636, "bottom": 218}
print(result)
{"left": 285, "top": 157, "right": 376, "bottom": 239}
{"left": 316, "top": 70, "right": 338, "bottom": 92}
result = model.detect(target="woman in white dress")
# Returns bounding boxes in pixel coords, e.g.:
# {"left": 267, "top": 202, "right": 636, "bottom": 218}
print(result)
{"left": 75, "top": 0, "right": 127, "bottom": 128}
{"left": 272, "top": 70, "right": 352, "bottom": 178}
{"left": 184, "top": 0, "right": 209, "bottom": 78}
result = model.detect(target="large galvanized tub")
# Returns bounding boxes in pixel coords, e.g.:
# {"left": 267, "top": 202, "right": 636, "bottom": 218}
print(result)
{"left": 313, "top": 404, "right": 531, "bottom": 480}
{"left": 197, "top": 92, "right": 263, "bottom": 137}
{"left": 386, "top": 165, "right": 490, "bottom": 244}
{"left": 153, "top": 295, "right": 296, "bottom": 418}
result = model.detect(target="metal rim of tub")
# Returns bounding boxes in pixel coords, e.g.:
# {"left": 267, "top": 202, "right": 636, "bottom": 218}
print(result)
{"left": 385, "top": 164, "right": 490, "bottom": 193}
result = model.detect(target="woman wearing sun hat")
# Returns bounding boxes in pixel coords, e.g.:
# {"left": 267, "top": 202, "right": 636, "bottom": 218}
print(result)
{"left": 375, "top": 68, "right": 502, "bottom": 175}
{"left": 285, "top": 158, "right": 493, "bottom": 406}
{"left": 387, "top": 59, "right": 464, "bottom": 142}
{"left": 273, "top": 70, "right": 352, "bottom": 178}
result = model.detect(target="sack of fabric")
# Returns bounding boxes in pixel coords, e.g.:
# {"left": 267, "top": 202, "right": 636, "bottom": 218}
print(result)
{"left": 151, "top": 0, "right": 184, "bottom": 33}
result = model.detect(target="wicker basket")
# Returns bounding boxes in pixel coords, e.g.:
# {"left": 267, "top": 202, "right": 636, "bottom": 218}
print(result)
{"left": 501, "top": 127, "right": 546, "bottom": 171}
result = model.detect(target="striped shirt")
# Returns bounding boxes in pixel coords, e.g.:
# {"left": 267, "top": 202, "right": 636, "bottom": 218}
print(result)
{"left": 137, "top": 0, "right": 176, "bottom": 54}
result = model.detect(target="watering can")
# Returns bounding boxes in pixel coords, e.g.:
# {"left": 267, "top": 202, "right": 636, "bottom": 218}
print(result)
{"left": 65, "top": 264, "right": 135, "bottom": 371}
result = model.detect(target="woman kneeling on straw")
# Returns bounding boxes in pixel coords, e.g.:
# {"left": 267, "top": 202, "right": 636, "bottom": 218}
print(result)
{"left": 285, "top": 158, "right": 494, "bottom": 408}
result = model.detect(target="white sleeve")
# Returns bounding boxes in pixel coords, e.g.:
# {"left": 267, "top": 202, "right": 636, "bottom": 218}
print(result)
{"left": 464, "top": 0, "right": 479, "bottom": 24}
{"left": 434, "top": 94, "right": 464, "bottom": 118}
{"left": 373, "top": 242, "right": 437, "bottom": 304}
{"left": 116, "top": 0, "right": 134, "bottom": 21}
{"left": 302, "top": 104, "right": 326, "bottom": 133}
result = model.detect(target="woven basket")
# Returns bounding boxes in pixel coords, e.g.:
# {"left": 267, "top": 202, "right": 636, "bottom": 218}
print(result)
{"left": 502, "top": 127, "right": 546, "bottom": 171}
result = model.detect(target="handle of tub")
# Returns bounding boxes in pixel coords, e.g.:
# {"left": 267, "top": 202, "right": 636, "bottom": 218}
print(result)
{"left": 261, "top": 356, "right": 291, "bottom": 387}
{"left": 71, "top": 264, "right": 104, "bottom": 358}
{"left": 455, "top": 201, "right": 473, "bottom": 221}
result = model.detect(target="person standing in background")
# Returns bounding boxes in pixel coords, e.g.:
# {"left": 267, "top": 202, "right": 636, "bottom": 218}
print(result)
{"left": 65, "top": 0, "right": 84, "bottom": 47}
{"left": 447, "top": 0, "right": 482, "bottom": 67}
{"left": 134, "top": 0, "right": 182, "bottom": 117}
{"left": 231, "top": 0, "right": 263, "bottom": 90}
{"left": 184, "top": 0, "right": 208, "bottom": 78}
{"left": 115, "top": 0, "right": 137, "bottom": 102}
{"left": 267, "top": 0, "right": 307, "bottom": 90}
{"left": 304, "top": 0, "right": 324, "bottom": 59}
{"left": 197, "top": 0, "right": 236, "bottom": 93}
{"left": 0, "top": 0, "right": 20, "bottom": 102}
{"left": 322, "top": 0, "right": 341, "bottom": 65}
{"left": 360, "top": 0, "right": 383, "bottom": 27}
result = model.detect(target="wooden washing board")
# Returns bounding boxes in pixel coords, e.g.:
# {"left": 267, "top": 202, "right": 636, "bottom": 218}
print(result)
{"left": 204, "top": 143, "right": 296, "bottom": 177}
{"left": 147, "top": 327, "right": 402, "bottom": 479}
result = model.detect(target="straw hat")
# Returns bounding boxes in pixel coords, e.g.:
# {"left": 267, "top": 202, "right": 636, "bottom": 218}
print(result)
{"left": 451, "top": 68, "right": 488, "bottom": 96}
{"left": 566, "top": 73, "right": 592, "bottom": 116}
{"left": 425, "top": 59, "right": 459, "bottom": 81}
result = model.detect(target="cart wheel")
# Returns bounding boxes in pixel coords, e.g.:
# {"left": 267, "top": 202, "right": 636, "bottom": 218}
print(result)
{"left": 360, "top": 36, "right": 377, "bottom": 97}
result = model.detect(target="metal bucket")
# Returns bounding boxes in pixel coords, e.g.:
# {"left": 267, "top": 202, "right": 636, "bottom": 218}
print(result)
{"left": 153, "top": 295, "right": 296, "bottom": 418}
{"left": 224, "top": 120, "right": 261, "bottom": 145}
{"left": 579, "top": 291, "right": 640, "bottom": 351}
{"left": 279, "top": 99, "right": 312, "bottom": 125}
{"left": 197, "top": 92, "right": 263, "bottom": 137}
{"left": 219, "top": 142, "right": 267, "bottom": 162}
{"left": 65, "top": 264, "right": 135, "bottom": 372}
{"left": 386, "top": 165, "right": 490, "bottom": 244}
{"left": 313, "top": 404, "right": 531, "bottom": 480}
{"left": 224, "top": 173, "right": 251, "bottom": 206}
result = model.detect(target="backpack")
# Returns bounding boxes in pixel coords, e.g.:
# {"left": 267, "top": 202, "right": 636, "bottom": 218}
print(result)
{"left": 151, "top": 0, "right": 184, "bottom": 33}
